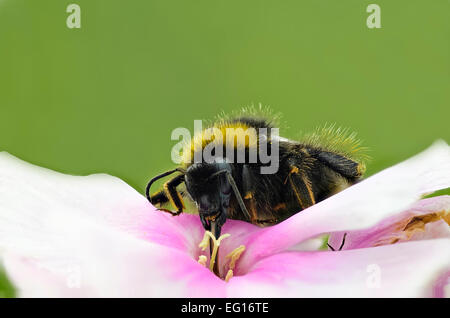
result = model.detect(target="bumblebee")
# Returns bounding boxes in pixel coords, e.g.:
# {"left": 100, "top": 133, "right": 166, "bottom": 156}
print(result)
{"left": 146, "top": 110, "right": 367, "bottom": 240}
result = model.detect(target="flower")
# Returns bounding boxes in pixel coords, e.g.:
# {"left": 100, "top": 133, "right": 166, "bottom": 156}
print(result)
{"left": 0, "top": 141, "right": 449, "bottom": 297}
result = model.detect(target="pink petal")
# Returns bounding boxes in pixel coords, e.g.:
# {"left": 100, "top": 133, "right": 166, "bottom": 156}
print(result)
{"left": 238, "top": 141, "right": 450, "bottom": 270}
{"left": 2, "top": 221, "right": 226, "bottom": 297}
{"left": 328, "top": 196, "right": 450, "bottom": 250}
{"left": 0, "top": 152, "right": 224, "bottom": 296}
{"left": 226, "top": 239, "right": 450, "bottom": 297}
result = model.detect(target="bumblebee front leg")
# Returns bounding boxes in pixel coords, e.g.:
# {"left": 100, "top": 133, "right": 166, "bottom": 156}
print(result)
{"left": 150, "top": 174, "right": 185, "bottom": 216}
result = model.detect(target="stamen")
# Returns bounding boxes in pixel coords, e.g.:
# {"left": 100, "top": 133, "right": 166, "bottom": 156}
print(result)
{"left": 225, "top": 269, "right": 233, "bottom": 282}
{"left": 198, "top": 231, "right": 231, "bottom": 272}
{"left": 197, "top": 255, "right": 207, "bottom": 267}
{"left": 226, "top": 245, "right": 246, "bottom": 271}
{"left": 197, "top": 231, "right": 246, "bottom": 282}
{"left": 198, "top": 231, "right": 212, "bottom": 251}
{"left": 209, "top": 233, "right": 230, "bottom": 272}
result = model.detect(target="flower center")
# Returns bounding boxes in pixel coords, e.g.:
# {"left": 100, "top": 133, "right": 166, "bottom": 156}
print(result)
{"left": 197, "top": 231, "right": 246, "bottom": 282}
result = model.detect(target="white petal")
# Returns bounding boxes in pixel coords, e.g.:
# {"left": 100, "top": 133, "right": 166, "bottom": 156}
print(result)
{"left": 327, "top": 196, "right": 450, "bottom": 250}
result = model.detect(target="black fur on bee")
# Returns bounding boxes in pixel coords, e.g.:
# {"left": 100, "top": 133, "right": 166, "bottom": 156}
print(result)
{"left": 146, "top": 110, "right": 367, "bottom": 240}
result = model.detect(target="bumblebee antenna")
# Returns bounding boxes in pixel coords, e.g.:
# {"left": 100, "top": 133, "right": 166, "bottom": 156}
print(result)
{"left": 146, "top": 168, "right": 185, "bottom": 203}
{"left": 209, "top": 170, "right": 252, "bottom": 221}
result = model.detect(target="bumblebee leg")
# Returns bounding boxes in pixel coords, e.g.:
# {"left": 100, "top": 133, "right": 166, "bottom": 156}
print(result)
{"left": 150, "top": 189, "right": 169, "bottom": 206}
{"left": 338, "top": 233, "right": 347, "bottom": 250}
{"left": 285, "top": 165, "right": 316, "bottom": 210}
{"left": 207, "top": 168, "right": 252, "bottom": 222}
{"left": 316, "top": 151, "right": 364, "bottom": 179}
{"left": 150, "top": 174, "right": 185, "bottom": 216}
{"left": 326, "top": 242, "right": 335, "bottom": 251}
{"left": 224, "top": 171, "right": 252, "bottom": 221}
{"left": 327, "top": 233, "right": 347, "bottom": 251}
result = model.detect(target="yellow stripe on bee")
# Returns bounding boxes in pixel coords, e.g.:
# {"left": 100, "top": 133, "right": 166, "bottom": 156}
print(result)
{"left": 180, "top": 123, "right": 259, "bottom": 164}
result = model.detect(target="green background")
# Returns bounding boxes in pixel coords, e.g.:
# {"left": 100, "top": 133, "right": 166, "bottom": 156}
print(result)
{"left": 0, "top": 0, "right": 448, "bottom": 297}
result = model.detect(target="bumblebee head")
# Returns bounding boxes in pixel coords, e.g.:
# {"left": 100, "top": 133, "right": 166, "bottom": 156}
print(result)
{"left": 146, "top": 161, "right": 251, "bottom": 240}
{"left": 185, "top": 162, "right": 233, "bottom": 238}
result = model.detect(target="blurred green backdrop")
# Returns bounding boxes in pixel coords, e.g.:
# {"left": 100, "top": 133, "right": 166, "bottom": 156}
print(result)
{"left": 0, "top": 0, "right": 448, "bottom": 296}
